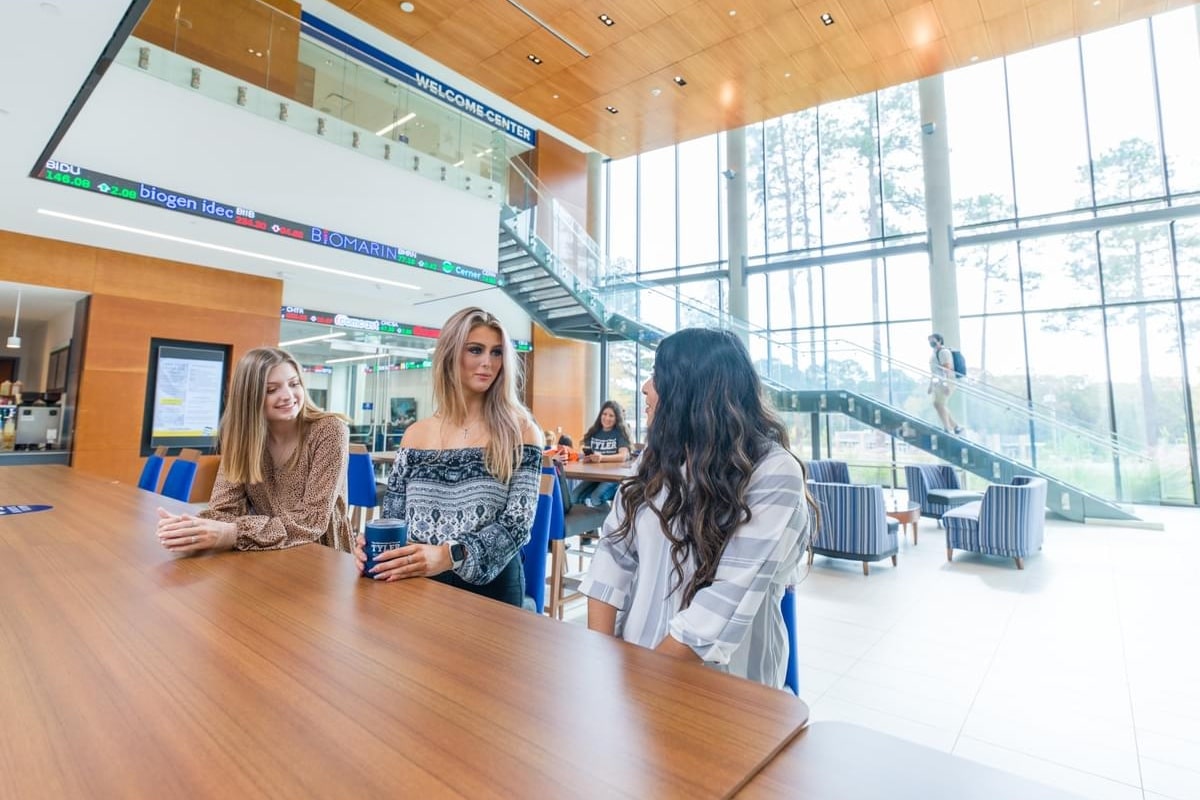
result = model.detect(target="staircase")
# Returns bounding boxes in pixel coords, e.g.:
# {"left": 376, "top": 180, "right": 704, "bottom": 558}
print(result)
{"left": 496, "top": 204, "right": 669, "bottom": 347}
{"left": 774, "top": 388, "right": 1139, "bottom": 523}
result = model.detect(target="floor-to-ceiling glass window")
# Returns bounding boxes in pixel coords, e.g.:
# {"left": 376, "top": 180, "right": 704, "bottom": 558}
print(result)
{"left": 601, "top": 5, "right": 1200, "bottom": 504}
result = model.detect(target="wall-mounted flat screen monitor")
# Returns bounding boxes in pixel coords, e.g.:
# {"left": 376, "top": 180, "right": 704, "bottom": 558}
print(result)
{"left": 141, "top": 338, "right": 231, "bottom": 456}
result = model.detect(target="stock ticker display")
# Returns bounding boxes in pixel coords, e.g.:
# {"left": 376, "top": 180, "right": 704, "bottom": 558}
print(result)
{"left": 37, "top": 160, "right": 501, "bottom": 287}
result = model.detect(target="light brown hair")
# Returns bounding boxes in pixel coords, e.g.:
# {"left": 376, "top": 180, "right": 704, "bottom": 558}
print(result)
{"left": 219, "top": 347, "right": 342, "bottom": 485}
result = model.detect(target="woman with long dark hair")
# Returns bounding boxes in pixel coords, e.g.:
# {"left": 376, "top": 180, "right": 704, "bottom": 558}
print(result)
{"left": 580, "top": 328, "right": 814, "bottom": 688}
{"left": 572, "top": 399, "right": 632, "bottom": 507}
{"left": 354, "top": 307, "right": 542, "bottom": 607}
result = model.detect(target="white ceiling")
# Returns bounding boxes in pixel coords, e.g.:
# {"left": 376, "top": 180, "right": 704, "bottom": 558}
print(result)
{"left": 0, "top": 0, "right": 546, "bottom": 337}
{"left": 0, "top": 281, "right": 86, "bottom": 323}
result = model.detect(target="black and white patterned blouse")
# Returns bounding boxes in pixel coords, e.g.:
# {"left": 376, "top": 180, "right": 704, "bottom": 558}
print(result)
{"left": 383, "top": 444, "right": 541, "bottom": 585}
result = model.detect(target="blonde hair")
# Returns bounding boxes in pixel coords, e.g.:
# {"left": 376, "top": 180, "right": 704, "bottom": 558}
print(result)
{"left": 219, "top": 347, "right": 342, "bottom": 485}
{"left": 433, "top": 307, "right": 533, "bottom": 483}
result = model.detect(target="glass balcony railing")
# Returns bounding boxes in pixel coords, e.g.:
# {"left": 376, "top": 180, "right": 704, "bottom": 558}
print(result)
{"left": 123, "top": 0, "right": 531, "bottom": 200}
{"left": 493, "top": 140, "right": 1181, "bottom": 507}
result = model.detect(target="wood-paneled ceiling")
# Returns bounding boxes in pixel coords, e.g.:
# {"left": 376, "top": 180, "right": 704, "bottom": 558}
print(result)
{"left": 328, "top": 0, "right": 1198, "bottom": 158}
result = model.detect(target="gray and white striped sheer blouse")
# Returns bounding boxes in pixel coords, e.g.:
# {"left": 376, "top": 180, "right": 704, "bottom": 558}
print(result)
{"left": 580, "top": 444, "right": 810, "bottom": 689}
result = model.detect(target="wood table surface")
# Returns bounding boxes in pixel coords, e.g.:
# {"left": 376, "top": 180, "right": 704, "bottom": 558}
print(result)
{"left": 562, "top": 460, "right": 637, "bottom": 482}
{"left": 0, "top": 466, "right": 809, "bottom": 798}
{"left": 735, "top": 722, "right": 1083, "bottom": 800}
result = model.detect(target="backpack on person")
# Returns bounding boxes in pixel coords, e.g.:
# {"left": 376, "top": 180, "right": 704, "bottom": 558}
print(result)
{"left": 950, "top": 349, "right": 967, "bottom": 379}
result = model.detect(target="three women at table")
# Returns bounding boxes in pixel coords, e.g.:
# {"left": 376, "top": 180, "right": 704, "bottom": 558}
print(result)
{"left": 572, "top": 400, "right": 632, "bottom": 507}
{"left": 355, "top": 306, "right": 541, "bottom": 607}
{"left": 580, "top": 328, "right": 815, "bottom": 689}
{"left": 157, "top": 346, "right": 353, "bottom": 554}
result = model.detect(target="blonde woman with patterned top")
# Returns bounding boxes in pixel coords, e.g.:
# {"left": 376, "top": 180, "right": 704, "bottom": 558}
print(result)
{"left": 156, "top": 347, "right": 353, "bottom": 554}
{"left": 355, "top": 307, "right": 542, "bottom": 607}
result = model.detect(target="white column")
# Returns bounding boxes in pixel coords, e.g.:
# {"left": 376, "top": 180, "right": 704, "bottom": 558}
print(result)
{"left": 726, "top": 127, "right": 749, "bottom": 329}
{"left": 919, "top": 75, "right": 960, "bottom": 347}
{"left": 583, "top": 151, "right": 604, "bottom": 424}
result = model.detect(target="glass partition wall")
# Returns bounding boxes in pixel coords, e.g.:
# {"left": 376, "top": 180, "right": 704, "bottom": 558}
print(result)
{"left": 278, "top": 319, "right": 437, "bottom": 452}
{"left": 604, "top": 5, "right": 1200, "bottom": 505}
{"left": 131, "top": 0, "right": 531, "bottom": 187}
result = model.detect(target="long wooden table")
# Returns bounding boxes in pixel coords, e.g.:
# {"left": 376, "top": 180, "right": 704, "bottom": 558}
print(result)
{"left": 0, "top": 466, "right": 809, "bottom": 798}
{"left": 563, "top": 460, "right": 637, "bottom": 482}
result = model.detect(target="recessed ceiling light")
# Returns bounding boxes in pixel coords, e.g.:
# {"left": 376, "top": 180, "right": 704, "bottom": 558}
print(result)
{"left": 650, "top": 87, "right": 662, "bottom": 96}
{"left": 1092, "top": 0, "right": 1101, "bottom": 5}
{"left": 728, "top": 9, "right": 736, "bottom": 16}
{"left": 527, "top": 53, "right": 543, "bottom": 65}
{"left": 673, "top": 75, "right": 687, "bottom": 86}
{"left": 605, "top": 106, "right": 619, "bottom": 113}
{"left": 820, "top": 12, "right": 834, "bottom": 25}
{"left": 969, "top": 55, "right": 979, "bottom": 62}
{"left": 784, "top": 72, "right": 792, "bottom": 78}
{"left": 453, "top": 160, "right": 465, "bottom": 167}
{"left": 552, "top": 93, "right": 560, "bottom": 99}
{"left": 598, "top": 14, "right": 614, "bottom": 26}
{"left": 400, "top": 1, "right": 415, "bottom": 11}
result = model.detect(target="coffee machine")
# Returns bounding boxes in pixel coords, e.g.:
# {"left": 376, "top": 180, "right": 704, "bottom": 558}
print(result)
{"left": 15, "top": 405, "right": 61, "bottom": 449}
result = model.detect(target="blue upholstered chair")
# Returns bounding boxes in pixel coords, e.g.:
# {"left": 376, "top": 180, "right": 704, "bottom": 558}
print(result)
{"left": 520, "top": 472, "right": 557, "bottom": 613}
{"left": 137, "top": 453, "right": 165, "bottom": 492}
{"left": 904, "top": 464, "right": 962, "bottom": 520}
{"left": 808, "top": 482, "right": 899, "bottom": 576}
{"left": 806, "top": 459, "right": 851, "bottom": 484}
{"left": 781, "top": 586, "right": 799, "bottom": 696}
{"left": 944, "top": 476, "right": 1048, "bottom": 570}
{"left": 347, "top": 444, "right": 379, "bottom": 533}
{"left": 159, "top": 459, "right": 198, "bottom": 502}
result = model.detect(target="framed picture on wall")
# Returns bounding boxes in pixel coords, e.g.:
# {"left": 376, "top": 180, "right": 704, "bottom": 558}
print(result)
{"left": 390, "top": 397, "right": 417, "bottom": 428}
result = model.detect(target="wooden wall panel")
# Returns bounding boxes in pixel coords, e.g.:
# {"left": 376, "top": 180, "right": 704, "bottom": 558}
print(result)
{"left": 0, "top": 231, "right": 281, "bottom": 488}
{"left": 529, "top": 325, "right": 590, "bottom": 444}
{"left": 531, "top": 131, "right": 589, "bottom": 227}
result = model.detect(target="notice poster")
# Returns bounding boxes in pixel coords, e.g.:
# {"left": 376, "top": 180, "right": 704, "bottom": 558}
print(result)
{"left": 142, "top": 341, "right": 229, "bottom": 455}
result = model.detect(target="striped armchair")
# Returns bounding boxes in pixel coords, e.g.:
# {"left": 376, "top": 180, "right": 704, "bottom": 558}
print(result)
{"left": 805, "top": 459, "right": 851, "bottom": 484}
{"left": 807, "top": 482, "right": 899, "bottom": 576}
{"left": 943, "top": 476, "right": 1048, "bottom": 570}
{"left": 904, "top": 464, "right": 961, "bottom": 520}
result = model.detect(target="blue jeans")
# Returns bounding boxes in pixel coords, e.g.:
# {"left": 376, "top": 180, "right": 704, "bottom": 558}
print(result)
{"left": 572, "top": 480, "right": 617, "bottom": 506}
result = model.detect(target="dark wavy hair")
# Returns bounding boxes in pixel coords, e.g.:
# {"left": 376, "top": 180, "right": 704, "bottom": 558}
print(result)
{"left": 612, "top": 328, "right": 811, "bottom": 607}
{"left": 581, "top": 400, "right": 632, "bottom": 446}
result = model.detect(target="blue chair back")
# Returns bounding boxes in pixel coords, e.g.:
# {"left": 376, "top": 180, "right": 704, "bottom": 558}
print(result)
{"left": 347, "top": 450, "right": 377, "bottom": 509}
{"left": 138, "top": 455, "right": 165, "bottom": 492}
{"left": 809, "top": 482, "right": 894, "bottom": 557}
{"left": 160, "top": 459, "right": 198, "bottom": 502}
{"left": 904, "top": 464, "right": 960, "bottom": 518}
{"left": 781, "top": 586, "right": 799, "bottom": 696}
{"left": 520, "top": 472, "right": 559, "bottom": 613}
{"left": 806, "top": 459, "right": 850, "bottom": 484}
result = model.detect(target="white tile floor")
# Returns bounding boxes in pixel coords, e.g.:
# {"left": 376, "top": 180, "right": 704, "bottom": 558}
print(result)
{"left": 558, "top": 503, "right": 1200, "bottom": 800}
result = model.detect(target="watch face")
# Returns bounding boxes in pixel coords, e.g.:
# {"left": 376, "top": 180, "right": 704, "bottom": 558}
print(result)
{"left": 451, "top": 543, "right": 466, "bottom": 563}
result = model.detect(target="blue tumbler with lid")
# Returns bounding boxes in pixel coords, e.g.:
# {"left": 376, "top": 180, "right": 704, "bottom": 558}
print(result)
{"left": 362, "top": 518, "right": 408, "bottom": 578}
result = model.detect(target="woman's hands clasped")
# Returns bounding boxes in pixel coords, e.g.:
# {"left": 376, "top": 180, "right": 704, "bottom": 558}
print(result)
{"left": 354, "top": 534, "right": 452, "bottom": 581}
{"left": 156, "top": 508, "right": 237, "bottom": 553}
